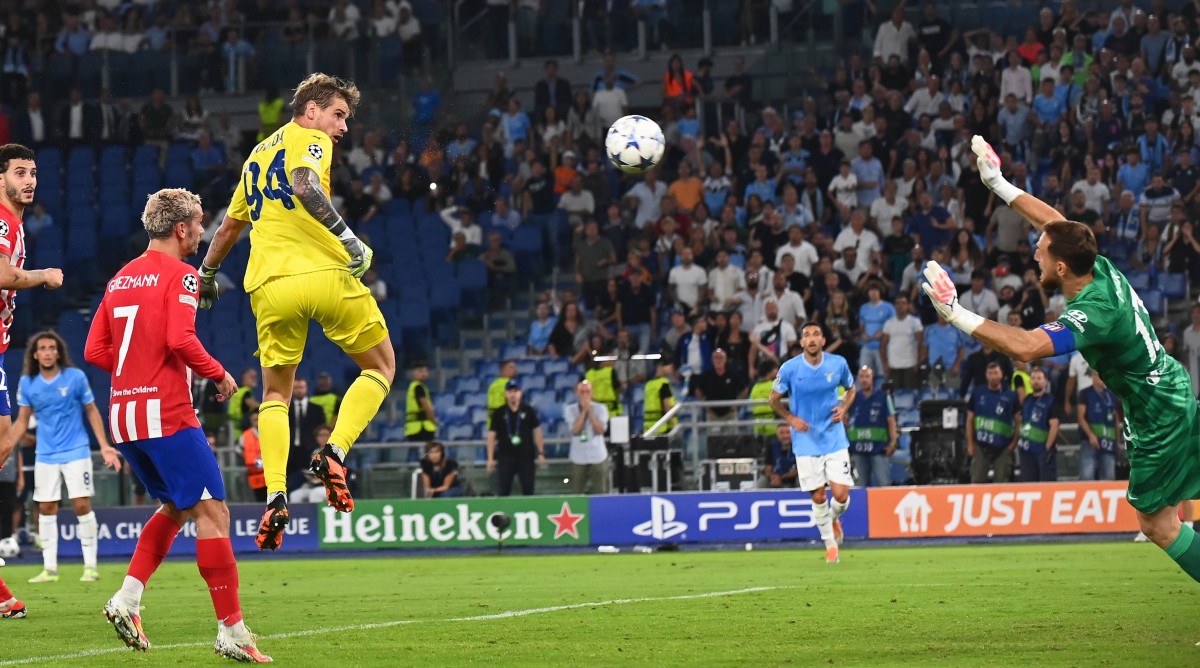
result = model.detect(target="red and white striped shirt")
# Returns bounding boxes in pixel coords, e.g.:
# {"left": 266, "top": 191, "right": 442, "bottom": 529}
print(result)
{"left": 0, "top": 202, "right": 26, "bottom": 353}
{"left": 84, "top": 250, "right": 226, "bottom": 444}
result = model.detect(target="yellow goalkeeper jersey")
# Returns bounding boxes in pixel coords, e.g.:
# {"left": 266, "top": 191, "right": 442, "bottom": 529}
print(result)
{"left": 227, "top": 121, "right": 351, "bottom": 293}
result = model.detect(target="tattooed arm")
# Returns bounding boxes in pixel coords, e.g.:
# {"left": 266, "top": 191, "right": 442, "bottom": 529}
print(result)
{"left": 291, "top": 166, "right": 372, "bottom": 277}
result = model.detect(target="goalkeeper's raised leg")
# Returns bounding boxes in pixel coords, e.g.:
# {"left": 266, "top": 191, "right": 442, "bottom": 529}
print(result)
{"left": 201, "top": 74, "right": 396, "bottom": 551}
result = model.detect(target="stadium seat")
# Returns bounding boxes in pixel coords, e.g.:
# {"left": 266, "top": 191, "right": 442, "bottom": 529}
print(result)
{"left": 452, "top": 376, "right": 482, "bottom": 394}
{"left": 510, "top": 225, "right": 543, "bottom": 283}
{"left": 892, "top": 390, "right": 918, "bottom": 412}
{"left": 543, "top": 358, "right": 571, "bottom": 376}
{"left": 381, "top": 423, "right": 408, "bottom": 442}
{"left": 36, "top": 147, "right": 62, "bottom": 175}
{"left": 501, "top": 343, "right": 525, "bottom": 360}
{"left": 441, "top": 404, "right": 470, "bottom": 423}
{"left": 456, "top": 259, "right": 489, "bottom": 312}
{"left": 514, "top": 359, "right": 538, "bottom": 376}
{"left": 133, "top": 145, "right": 160, "bottom": 169}
{"left": 67, "top": 146, "right": 95, "bottom": 172}
{"left": 552, "top": 372, "right": 578, "bottom": 393}
{"left": 433, "top": 393, "right": 458, "bottom": 416}
{"left": 164, "top": 163, "right": 194, "bottom": 189}
{"left": 1141, "top": 288, "right": 1166, "bottom": 318}
{"left": 446, "top": 423, "right": 474, "bottom": 441}
{"left": 1126, "top": 271, "right": 1151, "bottom": 292}
{"left": 165, "top": 142, "right": 193, "bottom": 167}
{"left": 522, "top": 375, "right": 547, "bottom": 391}
{"left": 1156, "top": 273, "right": 1188, "bottom": 301}
{"left": 469, "top": 406, "right": 490, "bottom": 425}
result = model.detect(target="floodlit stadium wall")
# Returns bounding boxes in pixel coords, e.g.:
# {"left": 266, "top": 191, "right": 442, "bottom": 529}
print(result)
{"left": 45, "top": 481, "right": 1142, "bottom": 557}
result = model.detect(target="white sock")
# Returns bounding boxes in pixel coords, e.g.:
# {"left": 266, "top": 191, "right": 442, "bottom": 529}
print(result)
{"left": 330, "top": 444, "right": 346, "bottom": 462}
{"left": 831, "top": 497, "right": 850, "bottom": 521}
{"left": 0, "top": 597, "right": 16, "bottom": 608}
{"left": 78, "top": 512, "right": 99, "bottom": 569}
{"left": 119, "top": 575, "right": 145, "bottom": 609}
{"left": 223, "top": 619, "right": 248, "bottom": 637}
{"left": 267, "top": 491, "right": 285, "bottom": 506}
{"left": 39, "top": 515, "right": 58, "bottom": 573}
{"left": 812, "top": 500, "right": 836, "bottom": 549}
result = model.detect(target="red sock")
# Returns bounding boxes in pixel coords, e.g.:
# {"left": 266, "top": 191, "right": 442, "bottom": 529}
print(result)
{"left": 127, "top": 512, "right": 182, "bottom": 585}
{"left": 0, "top": 576, "right": 13, "bottom": 602}
{"left": 196, "top": 537, "right": 242, "bottom": 626}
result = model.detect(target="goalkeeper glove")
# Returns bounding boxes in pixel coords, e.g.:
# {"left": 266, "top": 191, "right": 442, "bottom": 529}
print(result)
{"left": 198, "top": 264, "right": 219, "bottom": 309}
{"left": 343, "top": 236, "right": 373, "bottom": 280}
{"left": 971, "top": 135, "right": 1024, "bottom": 205}
{"left": 332, "top": 216, "right": 373, "bottom": 279}
{"left": 920, "top": 261, "right": 984, "bottom": 336}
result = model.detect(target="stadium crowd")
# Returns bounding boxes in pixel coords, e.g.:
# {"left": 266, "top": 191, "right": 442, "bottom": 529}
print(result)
{"left": 8, "top": 1, "right": 1200, "bottom": 505}
{"left": 321, "top": 0, "right": 1200, "bottom": 412}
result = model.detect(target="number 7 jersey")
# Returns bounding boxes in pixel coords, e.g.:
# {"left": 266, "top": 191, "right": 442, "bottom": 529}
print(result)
{"left": 1047, "top": 254, "right": 1194, "bottom": 448}
{"left": 83, "top": 250, "right": 227, "bottom": 443}
{"left": 226, "top": 121, "right": 350, "bottom": 293}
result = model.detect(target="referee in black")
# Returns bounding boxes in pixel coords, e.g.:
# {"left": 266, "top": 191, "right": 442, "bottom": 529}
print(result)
{"left": 486, "top": 380, "right": 546, "bottom": 496}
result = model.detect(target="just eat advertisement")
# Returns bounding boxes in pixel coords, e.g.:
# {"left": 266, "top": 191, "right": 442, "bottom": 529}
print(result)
{"left": 867, "top": 481, "right": 1140, "bottom": 538}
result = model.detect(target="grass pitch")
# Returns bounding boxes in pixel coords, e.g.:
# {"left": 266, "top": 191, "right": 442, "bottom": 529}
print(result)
{"left": 0, "top": 542, "right": 1196, "bottom": 666}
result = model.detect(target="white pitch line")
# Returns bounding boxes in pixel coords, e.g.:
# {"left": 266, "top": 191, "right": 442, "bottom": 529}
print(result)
{"left": 0, "top": 586, "right": 780, "bottom": 665}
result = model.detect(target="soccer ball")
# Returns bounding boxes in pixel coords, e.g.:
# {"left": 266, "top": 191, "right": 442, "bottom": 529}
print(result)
{"left": 606, "top": 115, "right": 665, "bottom": 174}
{"left": 0, "top": 536, "right": 19, "bottom": 559}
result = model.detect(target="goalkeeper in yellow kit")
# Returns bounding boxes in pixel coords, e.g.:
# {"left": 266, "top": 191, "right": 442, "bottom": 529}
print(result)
{"left": 200, "top": 73, "right": 395, "bottom": 550}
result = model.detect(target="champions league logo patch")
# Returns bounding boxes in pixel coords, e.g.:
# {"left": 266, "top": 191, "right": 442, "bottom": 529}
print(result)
{"left": 307, "top": 143, "right": 324, "bottom": 161}
{"left": 0, "top": 221, "right": 9, "bottom": 238}
{"left": 182, "top": 274, "right": 199, "bottom": 294}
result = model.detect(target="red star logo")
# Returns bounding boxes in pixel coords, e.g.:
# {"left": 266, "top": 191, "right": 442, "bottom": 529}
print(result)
{"left": 547, "top": 502, "right": 585, "bottom": 539}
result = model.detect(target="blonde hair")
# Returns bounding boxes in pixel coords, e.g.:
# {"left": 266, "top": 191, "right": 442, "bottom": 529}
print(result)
{"left": 142, "top": 188, "right": 201, "bottom": 239}
{"left": 291, "top": 73, "right": 361, "bottom": 118}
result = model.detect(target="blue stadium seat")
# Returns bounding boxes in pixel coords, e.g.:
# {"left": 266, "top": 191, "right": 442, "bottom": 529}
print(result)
{"left": 433, "top": 392, "right": 458, "bottom": 415}
{"left": 456, "top": 259, "right": 489, "bottom": 312}
{"left": 36, "top": 148, "right": 62, "bottom": 175}
{"left": 460, "top": 388, "right": 490, "bottom": 410}
{"left": 892, "top": 390, "right": 918, "bottom": 412}
{"left": 381, "top": 423, "right": 408, "bottom": 442}
{"left": 501, "top": 343, "right": 525, "bottom": 360}
{"left": 100, "top": 145, "right": 127, "bottom": 172}
{"left": 165, "top": 142, "right": 193, "bottom": 167}
{"left": 552, "top": 372, "right": 578, "bottom": 393}
{"left": 522, "top": 374, "right": 547, "bottom": 391}
{"left": 469, "top": 406, "right": 489, "bottom": 425}
{"left": 452, "top": 376, "right": 482, "bottom": 394}
{"left": 509, "top": 225, "right": 543, "bottom": 283}
{"left": 1156, "top": 272, "right": 1188, "bottom": 301}
{"left": 441, "top": 404, "right": 470, "bottom": 424}
{"left": 68, "top": 145, "right": 95, "bottom": 169}
{"left": 1126, "top": 271, "right": 1151, "bottom": 292}
{"left": 133, "top": 145, "right": 160, "bottom": 169}
{"left": 446, "top": 423, "right": 475, "bottom": 441}
{"left": 1141, "top": 288, "right": 1166, "bottom": 318}
{"left": 514, "top": 359, "right": 538, "bottom": 376}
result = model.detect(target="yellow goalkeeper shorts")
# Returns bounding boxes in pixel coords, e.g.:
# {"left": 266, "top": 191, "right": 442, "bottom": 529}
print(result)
{"left": 249, "top": 269, "right": 389, "bottom": 368}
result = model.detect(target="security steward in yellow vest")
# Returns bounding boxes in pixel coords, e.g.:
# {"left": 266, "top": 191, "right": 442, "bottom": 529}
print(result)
{"left": 487, "top": 360, "right": 519, "bottom": 428}
{"left": 585, "top": 356, "right": 622, "bottom": 416}
{"left": 643, "top": 359, "right": 677, "bottom": 434}
{"left": 405, "top": 362, "right": 438, "bottom": 441}
{"left": 750, "top": 360, "right": 779, "bottom": 437}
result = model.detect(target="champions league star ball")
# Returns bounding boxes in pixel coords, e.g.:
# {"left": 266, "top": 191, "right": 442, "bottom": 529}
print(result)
{"left": 606, "top": 115, "right": 665, "bottom": 174}
{"left": 0, "top": 536, "right": 19, "bottom": 559}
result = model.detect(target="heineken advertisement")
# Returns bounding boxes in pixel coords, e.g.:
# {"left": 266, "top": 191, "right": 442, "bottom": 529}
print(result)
{"left": 319, "top": 497, "right": 590, "bottom": 549}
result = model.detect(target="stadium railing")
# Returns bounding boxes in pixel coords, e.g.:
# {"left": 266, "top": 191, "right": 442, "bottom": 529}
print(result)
{"left": 74, "top": 406, "right": 1099, "bottom": 507}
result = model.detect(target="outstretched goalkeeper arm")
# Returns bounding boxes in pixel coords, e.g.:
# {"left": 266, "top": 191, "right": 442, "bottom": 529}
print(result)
{"left": 919, "top": 137, "right": 1066, "bottom": 364}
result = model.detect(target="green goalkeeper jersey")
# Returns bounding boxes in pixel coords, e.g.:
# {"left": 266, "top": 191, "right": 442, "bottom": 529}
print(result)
{"left": 1041, "top": 255, "right": 1200, "bottom": 512}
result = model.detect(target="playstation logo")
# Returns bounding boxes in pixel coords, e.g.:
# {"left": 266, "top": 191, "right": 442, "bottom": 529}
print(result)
{"left": 632, "top": 497, "right": 687, "bottom": 540}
